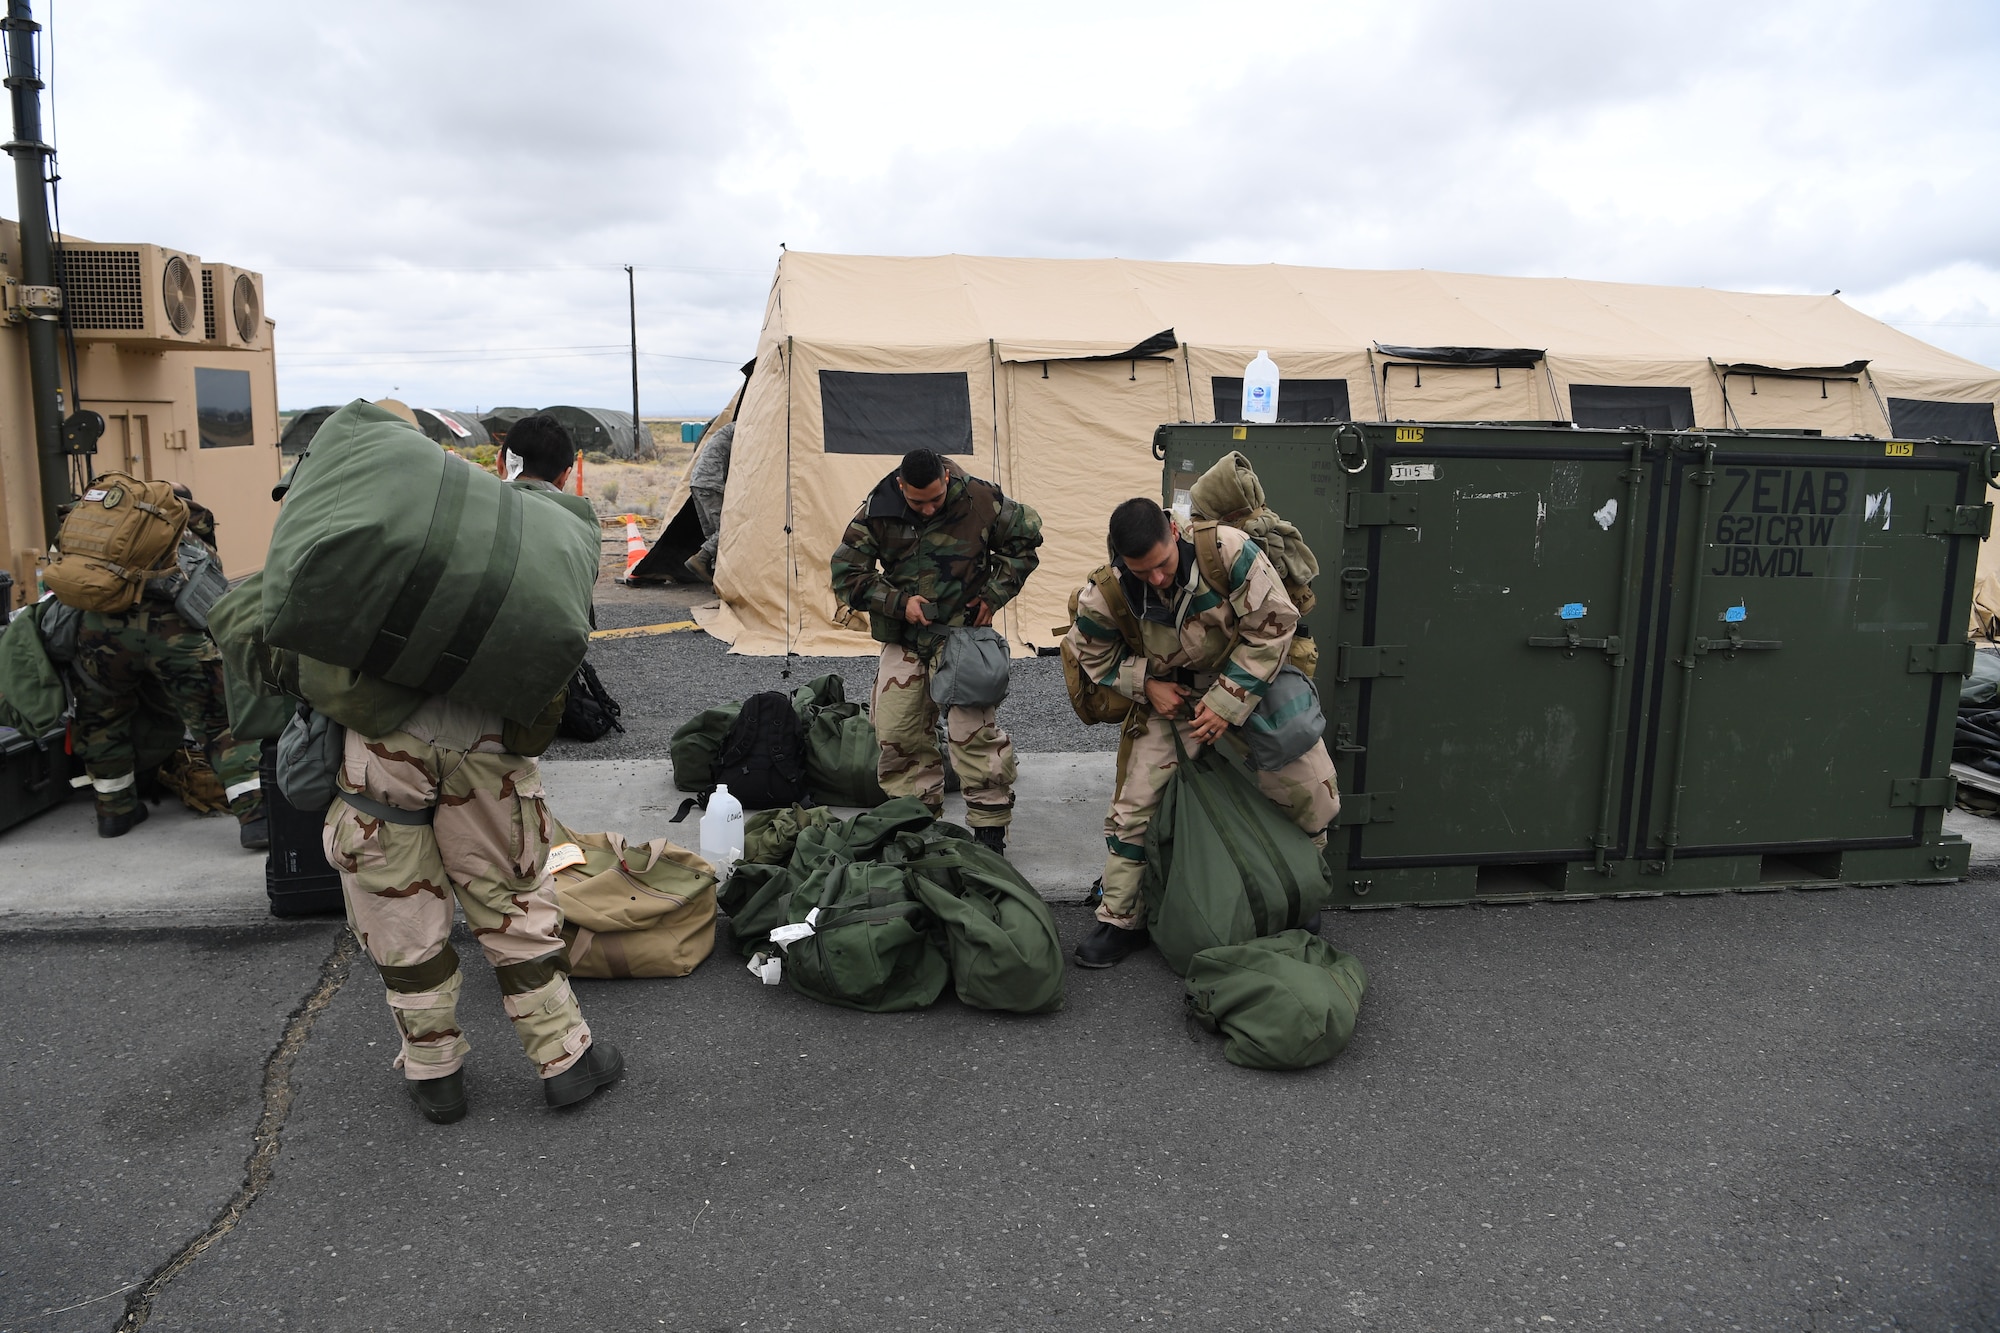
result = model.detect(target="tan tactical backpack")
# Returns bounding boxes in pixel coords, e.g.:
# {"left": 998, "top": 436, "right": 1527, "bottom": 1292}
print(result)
{"left": 43, "top": 472, "right": 189, "bottom": 613}
{"left": 1059, "top": 565, "right": 1142, "bottom": 726}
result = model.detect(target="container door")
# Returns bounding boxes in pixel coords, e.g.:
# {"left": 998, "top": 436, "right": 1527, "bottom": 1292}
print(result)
{"left": 1346, "top": 430, "right": 1650, "bottom": 865}
{"left": 84, "top": 400, "right": 171, "bottom": 481}
{"left": 1638, "top": 441, "right": 1980, "bottom": 856}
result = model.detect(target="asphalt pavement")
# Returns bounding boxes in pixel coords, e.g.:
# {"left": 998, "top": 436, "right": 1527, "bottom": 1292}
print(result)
{"left": 2, "top": 580, "right": 1996, "bottom": 1331}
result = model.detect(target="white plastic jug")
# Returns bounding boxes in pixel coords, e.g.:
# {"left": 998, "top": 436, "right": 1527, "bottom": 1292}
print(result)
{"left": 699, "top": 783, "right": 745, "bottom": 878}
{"left": 1241, "top": 350, "right": 1280, "bottom": 424}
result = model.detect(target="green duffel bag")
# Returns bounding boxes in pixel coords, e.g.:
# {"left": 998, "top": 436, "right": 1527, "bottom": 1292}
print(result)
{"left": 208, "top": 573, "right": 297, "bottom": 742}
{"left": 742, "top": 803, "right": 838, "bottom": 866}
{"left": 904, "top": 832, "right": 1064, "bottom": 1014}
{"left": 260, "top": 400, "right": 598, "bottom": 724}
{"left": 670, "top": 700, "right": 741, "bottom": 793}
{"left": 717, "top": 862, "right": 796, "bottom": 957}
{"left": 792, "top": 674, "right": 888, "bottom": 807}
{"left": 1142, "top": 730, "right": 1333, "bottom": 976}
{"left": 1184, "top": 930, "right": 1367, "bottom": 1070}
{"left": 0, "top": 600, "right": 67, "bottom": 735}
{"left": 778, "top": 854, "right": 947, "bottom": 1013}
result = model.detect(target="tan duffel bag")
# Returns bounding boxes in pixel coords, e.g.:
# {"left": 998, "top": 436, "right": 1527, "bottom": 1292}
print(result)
{"left": 550, "top": 824, "right": 718, "bottom": 979}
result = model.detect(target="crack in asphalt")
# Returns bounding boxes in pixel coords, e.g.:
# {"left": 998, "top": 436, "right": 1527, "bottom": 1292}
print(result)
{"left": 111, "top": 928, "right": 359, "bottom": 1332}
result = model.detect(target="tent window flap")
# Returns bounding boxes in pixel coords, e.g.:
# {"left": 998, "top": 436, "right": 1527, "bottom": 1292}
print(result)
{"left": 820, "top": 370, "right": 975, "bottom": 454}
{"left": 1211, "top": 377, "right": 1352, "bottom": 423}
{"left": 1887, "top": 397, "right": 1999, "bottom": 444}
{"left": 1570, "top": 384, "right": 1695, "bottom": 431}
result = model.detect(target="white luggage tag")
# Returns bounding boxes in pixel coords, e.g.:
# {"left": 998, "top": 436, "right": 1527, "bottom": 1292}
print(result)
{"left": 746, "top": 952, "right": 783, "bottom": 985}
{"left": 767, "top": 907, "right": 821, "bottom": 951}
{"left": 544, "top": 842, "right": 588, "bottom": 876}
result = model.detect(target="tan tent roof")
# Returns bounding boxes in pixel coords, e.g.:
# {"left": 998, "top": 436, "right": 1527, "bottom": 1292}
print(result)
{"left": 693, "top": 251, "right": 2000, "bottom": 657}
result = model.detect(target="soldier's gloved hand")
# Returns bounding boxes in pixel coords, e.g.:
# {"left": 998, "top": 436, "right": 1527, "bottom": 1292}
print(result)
{"left": 969, "top": 597, "right": 994, "bottom": 627}
{"left": 904, "top": 595, "right": 932, "bottom": 626}
{"left": 1144, "top": 678, "right": 1191, "bottom": 717}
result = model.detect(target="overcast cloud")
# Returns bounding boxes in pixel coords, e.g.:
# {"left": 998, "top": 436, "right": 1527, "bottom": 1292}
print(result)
{"left": 32, "top": 0, "right": 2000, "bottom": 414}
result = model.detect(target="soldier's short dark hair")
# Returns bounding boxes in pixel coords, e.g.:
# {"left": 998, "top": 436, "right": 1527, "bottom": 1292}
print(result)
{"left": 508, "top": 414, "right": 576, "bottom": 481}
{"left": 898, "top": 448, "right": 945, "bottom": 489}
{"left": 1108, "top": 498, "right": 1172, "bottom": 559}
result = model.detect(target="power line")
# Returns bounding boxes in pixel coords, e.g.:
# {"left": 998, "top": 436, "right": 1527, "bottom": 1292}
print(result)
{"left": 265, "top": 262, "right": 766, "bottom": 276}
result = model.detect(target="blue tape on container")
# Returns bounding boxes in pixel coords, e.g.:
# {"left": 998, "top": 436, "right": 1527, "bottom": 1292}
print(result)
{"left": 1559, "top": 602, "right": 1586, "bottom": 620}
{"left": 1724, "top": 604, "right": 1747, "bottom": 623}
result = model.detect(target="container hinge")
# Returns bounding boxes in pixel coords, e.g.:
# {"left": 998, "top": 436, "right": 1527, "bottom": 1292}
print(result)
{"left": 1334, "top": 792, "right": 1397, "bottom": 826}
{"left": 1889, "top": 776, "right": 1955, "bottom": 808}
{"left": 1336, "top": 644, "right": 1407, "bottom": 681}
{"left": 1691, "top": 632, "right": 1782, "bottom": 657}
{"left": 1924, "top": 502, "right": 1993, "bottom": 538}
{"left": 1346, "top": 492, "right": 1419, "bottom": 528}
{"left": 1908, "top": 641, "right": 1977, "bottom": 675}
{"left": 1527, "top": 631, "right": 1622, "bottom": 664}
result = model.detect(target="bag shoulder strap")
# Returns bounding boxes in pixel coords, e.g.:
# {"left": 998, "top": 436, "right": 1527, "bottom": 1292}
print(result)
{"left": 1088, "top": 564, "right": 1144, "bottom": 651}
{"left": 1191, "top": 520, "right": 1234, "bottom": 597}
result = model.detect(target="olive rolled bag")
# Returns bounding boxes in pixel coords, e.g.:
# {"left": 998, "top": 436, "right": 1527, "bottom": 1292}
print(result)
{"left": 259, "top": 400, "right": 599, "bottom": 724}
{"left": 1142, "top": 729, "right": 1334, "bottom": 976}
{"left": 1184, "top": 930, "right": 1367, "bottom": 1071}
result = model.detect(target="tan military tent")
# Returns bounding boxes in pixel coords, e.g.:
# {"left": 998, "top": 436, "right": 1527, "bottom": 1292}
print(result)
{"left": 688, "top": 252, "right": 2000, "bottom": 657}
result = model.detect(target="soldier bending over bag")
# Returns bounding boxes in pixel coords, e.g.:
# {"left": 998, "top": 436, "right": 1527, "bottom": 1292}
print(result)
{"left": 1064, "top": 498, "right": 1340, "bottom": 968}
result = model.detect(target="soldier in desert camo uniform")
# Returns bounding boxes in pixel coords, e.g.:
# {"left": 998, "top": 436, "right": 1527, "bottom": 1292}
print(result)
{"left": 322, "top": 414, "right": 622, "bottom": 1124}
{"left": 1063, "top": 497, "right": 1340, "bottom": 969}
{"left": 829, "top": 447, "right": 1042, "bottom": 855}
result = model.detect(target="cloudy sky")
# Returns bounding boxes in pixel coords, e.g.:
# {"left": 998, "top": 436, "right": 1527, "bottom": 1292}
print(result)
{"left": 35, "top": 0, "right": 2000, "bottom": 415}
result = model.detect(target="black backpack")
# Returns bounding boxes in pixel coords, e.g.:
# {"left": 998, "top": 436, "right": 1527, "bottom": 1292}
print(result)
{"left": 557, "top": 659, "right": 625, "bottom": 742}
{"left": 714, "top": 690, "right": 809, "bottom": 809}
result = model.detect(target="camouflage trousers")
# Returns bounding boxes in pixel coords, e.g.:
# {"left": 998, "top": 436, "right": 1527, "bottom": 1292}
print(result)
{"left": 871, "top": 642, "right": 1016, "bottom": 828}
{"left": 73, "top": 606, "right": 260, "bottom": 817}
{"left": 1098, "top": 709, "right": 1341, "bottom": 927}
{"left": 691, "top": 485, "right": 724, "bottom": 568}
{"left": 323, "top": 696, "right": 592, "bottom": 1083}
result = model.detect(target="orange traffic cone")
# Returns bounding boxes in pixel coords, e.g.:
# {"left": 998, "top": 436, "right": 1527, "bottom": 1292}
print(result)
{"left": 617, "top": 515, "right": 648, "bottom": 584}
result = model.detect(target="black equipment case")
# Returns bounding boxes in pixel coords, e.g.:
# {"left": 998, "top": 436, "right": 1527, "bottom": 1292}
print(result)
{"left": 260, "top": 740, "right": 344, "bottom": 917}
{"left": 0, "top": 723, "right": 72, "bottom": 835}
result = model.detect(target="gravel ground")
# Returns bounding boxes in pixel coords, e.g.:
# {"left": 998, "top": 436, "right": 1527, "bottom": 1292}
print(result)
{"left": 546, "top": 582, "right": 1118, "bottom": 764}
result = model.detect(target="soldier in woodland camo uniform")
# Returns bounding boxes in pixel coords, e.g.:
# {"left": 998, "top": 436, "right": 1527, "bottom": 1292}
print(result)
{"left": 829, "top": 448, "right": 1042, "bottom": 852}
{"left": 1064, "top": 498, "right": 1340, "bottom": 968}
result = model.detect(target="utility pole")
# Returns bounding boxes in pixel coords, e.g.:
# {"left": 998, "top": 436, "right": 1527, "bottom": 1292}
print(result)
{"left": 625, "top": 264, "right": 640, "bottom": 456}
{"left": 3, "top": 0, "right": 69, "bottom": 546}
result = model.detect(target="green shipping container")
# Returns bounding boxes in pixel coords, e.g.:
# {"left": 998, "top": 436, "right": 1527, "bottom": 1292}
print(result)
{"left": 1155, "top": 421, "right": 1994, "bottom": 906}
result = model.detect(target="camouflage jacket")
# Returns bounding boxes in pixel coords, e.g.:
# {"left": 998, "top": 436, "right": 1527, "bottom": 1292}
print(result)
{"left": 829, "top": 460, "right": 1043, "bottom": 649}
{"left": 1065, "top": 524, "right": 1297, "bottom": 727}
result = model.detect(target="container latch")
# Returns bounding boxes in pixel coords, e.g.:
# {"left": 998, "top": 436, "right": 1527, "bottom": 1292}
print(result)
{"left": 1336, "top": 644, "right": 1407, "bottom": 681}
{"left": 1923, "top": 503, "right": 1993, "bottom": 538}
{"left": 1334, "top": 792, "right": 1396, "bottom": 825}
{"left": 1346, "top": 492, "right": 1419, "bottom": 528}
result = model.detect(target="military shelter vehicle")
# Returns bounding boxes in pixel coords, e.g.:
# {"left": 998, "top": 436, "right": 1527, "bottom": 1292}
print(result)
{"left": 278, "top": 405, "right": 336, "bottom": 456}
{"left": 676, "top": 251, "right": 2000, "bottom": 659}
{"left": 0, "top": 217, "right": 282, "bottom": 607}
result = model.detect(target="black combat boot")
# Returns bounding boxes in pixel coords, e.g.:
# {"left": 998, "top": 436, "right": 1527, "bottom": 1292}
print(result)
{"left": 1074, "top": 921, "right": 1150, "bottom": 969}
{"left": 972, "top": 825, "right": 1007, "bottom": 857}
{"left": 545, "top": 1041, "right": 624, "bottom": 1109}
{"left": 235, "top": 794, "right": 269, "bottom": 851}
{"left": 97, "top": 801, "right": 149, "bottom": 839}
{"left": 409, "top": 1070, "right": 467, "bottom": 1125}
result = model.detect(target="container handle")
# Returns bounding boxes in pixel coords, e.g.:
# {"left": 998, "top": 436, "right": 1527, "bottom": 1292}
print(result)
{"left": 1334, "top": 423, "right": 1370, "bottom": 475}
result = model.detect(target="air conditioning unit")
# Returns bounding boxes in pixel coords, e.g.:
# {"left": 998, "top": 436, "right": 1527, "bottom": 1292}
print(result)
{"left": 200, "top": 264, "right": 267, "bottom": 351}
{"left": 57, "top": 241, "right": 205, "bottom": 346}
